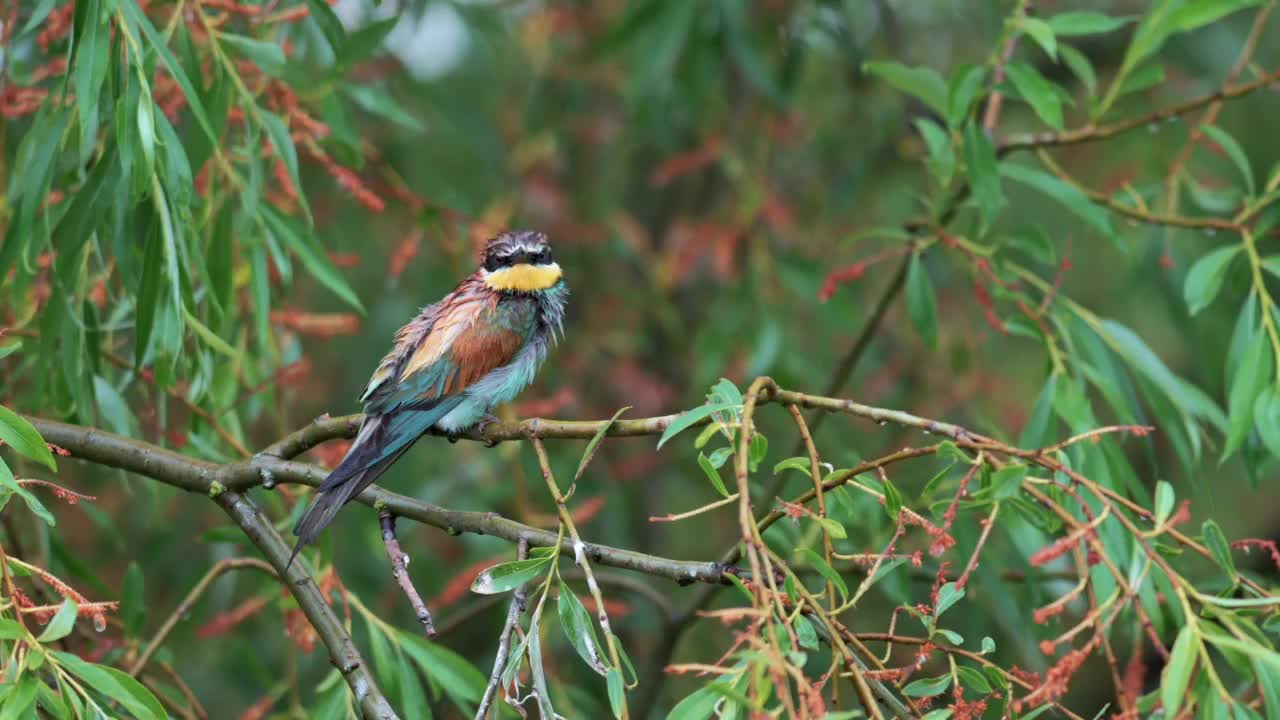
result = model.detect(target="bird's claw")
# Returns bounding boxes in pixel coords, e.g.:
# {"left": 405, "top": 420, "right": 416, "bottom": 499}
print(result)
{"left": 477, "top": 413, "right": 501, "bottom": 447}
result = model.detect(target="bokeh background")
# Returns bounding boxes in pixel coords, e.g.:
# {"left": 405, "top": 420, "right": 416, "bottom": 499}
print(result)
{"left": 4, "top": 0, "right": 1280, "bottom": 717}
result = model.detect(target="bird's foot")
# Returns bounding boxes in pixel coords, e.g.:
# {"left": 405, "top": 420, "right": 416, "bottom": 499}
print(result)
{"left": 477, "top": 413, "right": 501, "bottom": 448}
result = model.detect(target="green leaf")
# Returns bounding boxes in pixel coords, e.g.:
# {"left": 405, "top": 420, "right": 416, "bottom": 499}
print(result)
{"left": 795, "top": 615, "right": 819, "bottom": 650}
{"left": 400, "top": 634, "right": 488, "bottom": 707}
{"left": 981, "top": 636, "right": 996, "bottom": 654}
{"left": 304, "top": 0, "right": 346, "bottom": 56}
{"left": 903, "top": 674, "right": 952, "bottom": 697}
{"left": 1203, "top": 520, "right": 1237, "bottom": 582}
{"left": 1005, "top": 61, "right": 1064, "bottom": 130}
{"left": 1001, "top": 164, "right": 1113, "bottom": 237}
{"left": 955, "top": 665, "right": 992, "bottom": 693}
{"left": 37, "top": 598, "right": 78, "bottom": 643}
{"left": 863, "top": 61, "right": 948, "bottom": 117}
{"left": 182, "top": 307, "right": 238, "bottom": 358}
{"left": 934, "top": 582, "right": 964, "bottom": 618}
{"left": 119, "top": 2, "right": 218, "bottom": 145}
{"left": 1201, "top": 125, "right": 1255, "bottom": 196}
{"left": 666, "top": 685, "right": 723, "bottom": 720}
{"left": 0, "top": 618, "right": 26, "bottom": 640}
{"left": 343, "top": 85, "right": 427, "bottom": 133}
{"left": 818, "top": 517, "right": 847, "bottom": 540}
{"left": 1019, "top": 18, "right": 1057, "bottom": 60}
{"left": 470, "top": 558, "right": 549, "bottom": 595}
{"left": 1224, "top": 330, "right": 1271, "bottom": 458}
{"left": 217, "top": 33, "right": 286, "bottom": 77}
{"left": 1100, "top": 319, "right": 1227, "bottom": 430}
{"left": 657, "top": 402, "right": 739, "bottom": 449}
{"left": 906, "top": 254, "right": 939, "bottom": 348}
{"left": 946, "top": 64, "right": 987, "bottom": 127}
{"left": 1047, "top": 12, "right": 1134, "bottom": 36}
{"left": 0, "top": 460, "right": 57, "bottom": 527}
{"left": 1167, "top": 0, "right": 1265, "bottom": 34}
{"left": 1162, "top": 626, "right": 1198, "bottom": 718}
{"left": 93, "top": 376, "right": 139, "bottom": 439}
{"left": 1154, "top": 480, "right": 1175, "bottom": 525}
{"left": 697, "top": 452, "right": 731, "bottom": 497}
{"left": 558, "top": 580, "right": 607, "bottom": 674}
{"left": 1254, "top": 386, "right": 1280, "bottom": 458}
{"left": 1184, "top": 245, "right": 1241, "bottom": 315}
{"left": 799, "top": 547, "right": 848, "bottom": 602}
{"left": 882, "top": 477, "right": 903, "bottom": 521}
{"left": 261, "top": 207, "right": 363, "bottom": 312}
{"left": 52, "top": 651, "right": 166, "bottom": 719}
{"left": 772, "top": 457, "right": 812, "bottom": 477}
{"left": 576, "top": 407, "right": 631, "bottom": 482}
{"left": 122, "top": 562, "right": 145, "bottom": 638}
{"left": 748, "top": 432, "right": 768, "bottom": 472}
{"left": 916, "top": 118, "right": 956, "bottom": 185}
{"left": 607, "top": 667, "right": 625, "bottom": 719}
{"left": 963, "top": 121, "right": 1004, "bottom": 228}
{"left": 260, "top": 112, "right": 312, "bottom": 222}
{"left": 0, "top": 406, "right": 57, "bottom": 471}
{"left": 1059, "top": 44, "right": 1098, "bottom": 96}
{"left": 990, "top": 465, "right": 1027, "bottom": 500}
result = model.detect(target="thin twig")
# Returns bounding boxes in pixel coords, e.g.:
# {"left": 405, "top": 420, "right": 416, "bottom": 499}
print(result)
{"left": 379, "top": 511, "right": 435, "bottom": 637}
{"left": 128, "top": 558, "right": 276, "bottom": 677}
{"left": 1000, "top": 68, "right": 1280, "bottom": 153}
{"left": 475, "top": 539, "right": 527, "bottom": 720}
{"left": 529, "top": 435, "right": 629, "bottom": 719}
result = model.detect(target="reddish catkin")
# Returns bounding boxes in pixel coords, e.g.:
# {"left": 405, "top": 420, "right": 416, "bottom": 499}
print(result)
{"left": 1232, "top": 538, "right": 1280, "bottom": 571}
{"left": 1032, "top": 602, "right": 1067, "bottom": 625}
{"left": 817, "top": 263, "right": 865, "bottom": 301}
{"left": 1029, "top": 536, "right": 1075, "bottom": 567}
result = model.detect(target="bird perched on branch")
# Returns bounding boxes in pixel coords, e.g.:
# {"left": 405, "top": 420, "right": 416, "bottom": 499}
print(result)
{"left": 290, "top": 230, "right": 567, "bottom": 563}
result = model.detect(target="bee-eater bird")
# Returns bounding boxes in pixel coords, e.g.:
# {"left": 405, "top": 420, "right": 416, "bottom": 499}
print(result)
{"left": 290, "top": 230, "right": 567, "bottom": 561}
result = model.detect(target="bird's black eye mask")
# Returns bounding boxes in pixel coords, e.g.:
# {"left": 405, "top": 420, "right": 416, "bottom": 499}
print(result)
{"left": 484, "top": 247, "right": 554, "bottom": 271}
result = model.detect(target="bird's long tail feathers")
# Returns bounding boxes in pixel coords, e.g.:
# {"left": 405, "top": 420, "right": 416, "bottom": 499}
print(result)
{"left": 288, "top": 417, "right": 411, "bottom": 568}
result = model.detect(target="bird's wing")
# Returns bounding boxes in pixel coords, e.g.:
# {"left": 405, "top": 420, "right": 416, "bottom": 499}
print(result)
{"left": 367, "top": 289, "right": 527, "bottom": 414}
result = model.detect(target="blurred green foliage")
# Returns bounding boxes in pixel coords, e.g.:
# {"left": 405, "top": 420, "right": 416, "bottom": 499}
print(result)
{"left": 3, "top": 0, "right": 1280, "bottom": 717}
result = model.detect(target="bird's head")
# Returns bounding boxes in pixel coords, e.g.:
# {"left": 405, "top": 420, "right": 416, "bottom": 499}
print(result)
{"left": 480, "top": 230, "right": 562, "bottom": 293}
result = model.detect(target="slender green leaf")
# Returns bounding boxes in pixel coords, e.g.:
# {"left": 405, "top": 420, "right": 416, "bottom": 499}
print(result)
{"left": 1047, "top": 12, "right": 1134, "bottom": 36}
{"left": 218, "top": 33, "right": 286, "bottom": 76}
{"left": 657, "top": 402, "right": 739, "bottom": 449}
{"left": 0, "top": 406, "right": 57, "bottom": 470}
{"left": 800, "top": 547, "right": 848, "bottom": 601}
{"left": 1184, "top": 245, "right": 1241, "bottom": 315}
{"left": 1201, "top": 124, "right": 1255, "bottom": 196}
{"left": 1162, "top": 625, "right": 1197, "bottom": 718}
{"left": 963, "top": 121, "right": 1004, "bottom": 227}
{"left": 906, "top": 254, "right": 939, "bottom": 348}
{"left": 863, "top": 61, "right": 948, "bottom": 117}
{"left": 576, "top": 407, "right": 631, "bottom": 482}
{"left": 1001, "top": 164, "right": 1113, "bottom": 236}
{"left": 559, "top": 580, "right": 607, "bottom": 675}
{"left": 903, "top": 674, "right": 951, "bottom": 697}
{"left": 697, "top": 452, "right": 731, "bottom": 497}
{"left": 1005, "top": 61, "right": 1064, "bottom": 130}
{"left": 470, "top": 558, "right": 550, "bottom": 595}
{"left": 37, "top": 599, "right": 78, "bottom": 643}
{"left": 1203, "top": 520, "right": 1238, "bottom": 581}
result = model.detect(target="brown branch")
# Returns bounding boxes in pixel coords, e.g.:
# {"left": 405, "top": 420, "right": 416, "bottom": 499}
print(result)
{"left": 128, "top": 558, "right": 277, "bottom": 677}
{"left": 28, "top": 419, "right": 735, "bottom": 587}
{"left": 1000, "top": 68, "right": 1280, "bottom": 153}
{"left": 214, "top": 489, "right": 400, "bottom": 719}
{"left": 379, "top": 511, "right": 435, "bottom": 637}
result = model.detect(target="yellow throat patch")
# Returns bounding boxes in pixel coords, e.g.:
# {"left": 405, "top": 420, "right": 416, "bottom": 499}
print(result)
{"left": 484, "top": 263, "right": 563, "bottom": 292}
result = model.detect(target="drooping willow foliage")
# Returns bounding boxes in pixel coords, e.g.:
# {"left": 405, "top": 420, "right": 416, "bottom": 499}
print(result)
{"left": 2, "top": 0, "right": 1280, "bottom": 718}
